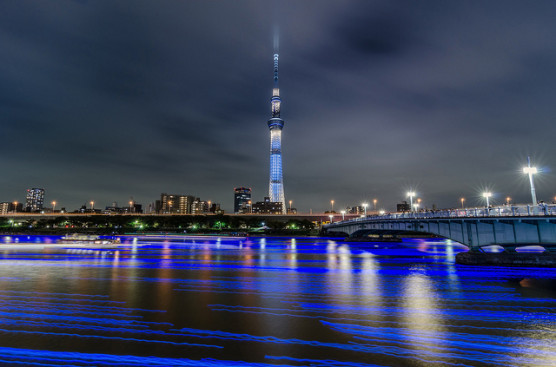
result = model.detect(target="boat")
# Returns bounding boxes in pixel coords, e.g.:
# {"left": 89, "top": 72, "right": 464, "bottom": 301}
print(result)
{"left": 57, "top": 234, "right": 120, "bottom": 247}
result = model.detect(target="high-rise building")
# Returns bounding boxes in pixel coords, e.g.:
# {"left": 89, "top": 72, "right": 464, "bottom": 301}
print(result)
{"left": 160, "top": 193, "right": 195, "bottom": 214}
{"left": 267, "top": 53, "right": 286, "bottom": 214}
{"left": 0, "top": 202, "right": 10, "bottom": 215}
{"left": 25, "top": 188, "right": 45, "bottom": 212}
{"left": 191, "top": 198, "right": 208, "bottom": 214}
{"left": 252, "top": 197, "right": 283, "bottom": 215}
{"left": 234, "top": 187, "right": 252, "bottom": 214}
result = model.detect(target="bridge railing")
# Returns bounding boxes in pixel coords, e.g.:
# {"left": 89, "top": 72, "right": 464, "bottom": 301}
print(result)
{"left": 336, "top": 204, "right": 556, "bottom": 224}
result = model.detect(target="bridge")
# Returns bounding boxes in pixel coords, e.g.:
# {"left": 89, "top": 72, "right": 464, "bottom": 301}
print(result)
{"left": 324, "top": 204, "right": 556, "bottom": 252}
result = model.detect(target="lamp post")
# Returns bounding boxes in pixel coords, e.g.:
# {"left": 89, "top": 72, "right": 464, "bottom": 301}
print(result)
{"left": 329, "top": 214, "right": 333, "bottom": 224}
{"left": 483, "top": 192, "right": 492, "bottom": 208}
{"left": 506, "top": 197, "right": 511, "bottom": 205}
{"left": 90, "top": 201, "right": 94, "bottom": 211}
{"left": 330, "top": 200, "right": 334, "bottom": 213}
{"left": 289, "top": 200, "right": 292, "bottom": 213}
{"left": 460, "top": 197, "right": 465, "bottom": 209}
{"left": 362, "top": 203, "right": 368, "bottom": 217}
{"left": 523, "top": 156, "right": 538, "bottom": 205}
{"left": 52, "top": 201, "right": 56, "bottom": 213}
{"left": 12, "top": 201, "right": 18, "bottom": 214}
{"left": 129, "top": 200, "right": 133, "bottom": 213}
{"left": 373, "top": 199, "right": 377, "bottom": 210}
{"left": 407, "top": 191, "right": 416, "bottom": 211}
{"left": 340, "top": 210, "right": 345, "bottom": 221}
{"left": 208, "top": 200, "right": 211, "bottom": 213}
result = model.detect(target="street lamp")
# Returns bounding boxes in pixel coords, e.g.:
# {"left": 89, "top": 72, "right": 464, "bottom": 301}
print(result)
{"left": 460, "top": 197, "right": 465, "bottom": 209}
{"left": 340, "top": 210, "right": 345, "bottom": 221}
{"left": 207, "top": 200, "right": 211, "bottom": 213}
{"left": 373, "top": 199, "right": 377, "bottom": 210}
{"left": 330, "top": 200, "right": 334, "bottom": 212}
{"left": 506, "top": 197, "right": 511, "bottom": 205}
{"left": 523, "top": 156, "right": 538, "bottom": 205}
{"left": 407, "top": 191, "right": 416, "bottom": 211}
{"left": 90, "top": 201, "right": 94, "bottom": 211}
{"left": 362, "top": 203, "right": 368, "bottom": 217}
{"left": 12, "top": 201, "right": 18, "bottom": 214}
{"left": 52, "top": 201, "right": 56, "bottom": 213}
{"left": 329, "top": 214, "right": 333, "bottom": 224}
{"left": 482, "top": 192, "right": 492, "bottom": 208}
{"left": 289, "top": 200, "right": 292, "bottom": 213}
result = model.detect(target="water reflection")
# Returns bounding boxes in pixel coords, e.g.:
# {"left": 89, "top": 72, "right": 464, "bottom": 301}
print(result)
{"left": 0, "top": 235, "right": 552, "bottom": 366}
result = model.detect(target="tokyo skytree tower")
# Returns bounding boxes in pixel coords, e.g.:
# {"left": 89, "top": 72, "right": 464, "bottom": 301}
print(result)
{"left": 267, "top": 53, "right": 286, "bottom": 213}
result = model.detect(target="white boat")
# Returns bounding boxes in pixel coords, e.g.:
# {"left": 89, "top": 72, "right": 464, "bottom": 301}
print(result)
{"left": 57, "top": 234, "right": 120, "bottom": 247}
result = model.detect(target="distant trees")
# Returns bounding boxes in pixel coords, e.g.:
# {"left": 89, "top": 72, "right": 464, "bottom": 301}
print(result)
{"left": 0, "top": 215, "right": 317, "bottom": 235}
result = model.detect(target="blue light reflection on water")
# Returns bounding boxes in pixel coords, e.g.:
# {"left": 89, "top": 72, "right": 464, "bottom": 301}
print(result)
{"left": 0, "top": 235, "right": 553, "bottom": 366}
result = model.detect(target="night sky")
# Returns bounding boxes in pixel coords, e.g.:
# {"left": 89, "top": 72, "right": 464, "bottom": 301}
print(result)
{"left": 2, "top": 1, "right": 556, "bottom": 212}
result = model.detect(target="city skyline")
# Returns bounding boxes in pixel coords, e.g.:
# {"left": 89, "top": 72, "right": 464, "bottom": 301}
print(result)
{"left": 2, "top": 1, "right": 556, "bottom": 212}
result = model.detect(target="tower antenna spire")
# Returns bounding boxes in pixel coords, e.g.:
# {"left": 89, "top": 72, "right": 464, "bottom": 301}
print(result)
{"left": 273, "top": 54, "right": 279, "bottom": 90}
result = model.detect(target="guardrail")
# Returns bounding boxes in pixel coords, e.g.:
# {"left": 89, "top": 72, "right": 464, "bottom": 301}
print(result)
{"left": 336, "top": 204, "right": 556, "bottom": 223}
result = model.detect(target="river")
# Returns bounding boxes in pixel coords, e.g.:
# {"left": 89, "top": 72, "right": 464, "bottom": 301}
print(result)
{"left": 0, "top": 235, "right": 554, "bottom": 366}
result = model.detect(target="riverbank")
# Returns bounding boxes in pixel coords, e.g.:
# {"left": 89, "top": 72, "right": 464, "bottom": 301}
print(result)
{"left": 456, "top": 251, "right": 556, "bottom": 267}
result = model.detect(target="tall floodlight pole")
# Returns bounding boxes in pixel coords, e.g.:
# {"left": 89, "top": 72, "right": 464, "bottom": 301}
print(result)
{"left": 523, "top": 157, "right": 538, "bottom": 205}
{"left": 407, "top": 191, "right": 416, "bottom": 211}
{"left": 483, "top": 192, "right": 492, "bottom": 208}
{"left": 362, "top": 203, "right": 368, "bottom": 217}
{"left": 268, "top": 53, "right": 286, "bottom": 213}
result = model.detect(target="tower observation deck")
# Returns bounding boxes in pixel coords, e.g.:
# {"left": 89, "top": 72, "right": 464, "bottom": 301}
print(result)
{"left": 267, "top": 53, "right": 286, "bottom": 213}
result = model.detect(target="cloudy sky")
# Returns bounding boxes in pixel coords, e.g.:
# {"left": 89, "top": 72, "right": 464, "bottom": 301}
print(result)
{"left": 1, "top": 0, "right": 556, "bottom": 212}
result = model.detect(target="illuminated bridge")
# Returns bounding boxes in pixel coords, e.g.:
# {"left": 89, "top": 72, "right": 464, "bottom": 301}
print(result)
{"left": 324, "top": 205, "right": 556, "bottom": 252}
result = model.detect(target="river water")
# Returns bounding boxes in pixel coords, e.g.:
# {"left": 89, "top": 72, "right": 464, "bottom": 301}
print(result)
{"left": 0, "top": 235, "right": 554, "bottom": 366}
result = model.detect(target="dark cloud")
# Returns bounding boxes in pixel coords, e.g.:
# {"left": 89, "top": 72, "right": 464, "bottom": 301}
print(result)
{"left": 1, "top": 0, "right": 556, "bottom": 212}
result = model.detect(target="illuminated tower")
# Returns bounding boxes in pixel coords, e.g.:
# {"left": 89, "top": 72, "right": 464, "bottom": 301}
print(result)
{"left": 267, "top": 53, "right": 286, "bottom": 213}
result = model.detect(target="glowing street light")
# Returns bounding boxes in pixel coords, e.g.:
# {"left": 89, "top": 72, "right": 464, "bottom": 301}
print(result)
{"left": 460, "top": 197, "right": 465, "bottom": 209}
{"left": 407, "top": 191, "right": 416, "bottom": 211}
{"left": 330, "top": 200, "right": 335, "bottom": 212}
{"left": 90, "top": 201, "right": 95, "bottom": 211}
{"left": 373, "top": 199, "right": 377, "bottom": 210}
{"left": 523, "top": 156, "right": 538, "bottom": 205}
{"left": 12, "top": 201, "right": 18, "bottom": 214}
{"left": 340, "top": 210, "right": 346, "bottom": 221}
{"left": 52, "top": 201, "right": 56, "bottom": 213}
{"left": 289, "top": 200, "right": 292, "bottom": 213}
{"left": 506, "top": 197, "right": 511, "bottom": 205}
{"left": 362, "top": 203, "right": 368, "bottom": 217}
{"left": 482, "top": 192, "right": 492, "bottom": 208}
{"left": 329, "top": 214, "right": 334, "bottom": 224}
